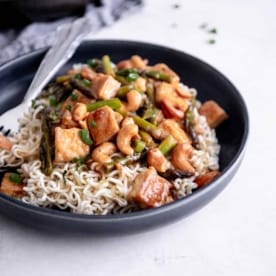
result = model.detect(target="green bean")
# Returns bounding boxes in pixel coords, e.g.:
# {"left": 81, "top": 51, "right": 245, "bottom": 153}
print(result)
{"left": 86, "top": 98, "right": 122, "bottom": 112}
{"left": 158, "top": 135, "right": 177, "bottom": 156}
{"left": 102, "top": 55, "right": 115, "bottom": 76}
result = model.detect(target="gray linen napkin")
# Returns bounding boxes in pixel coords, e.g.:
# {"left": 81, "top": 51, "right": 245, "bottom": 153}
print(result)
{"left": 0, "top": 0, "right": 143, "bottom": 66}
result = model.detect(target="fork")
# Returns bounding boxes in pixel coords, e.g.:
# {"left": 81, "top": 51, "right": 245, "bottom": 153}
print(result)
{"left": 0, "top": 17, "right": 92, "bottom": 136}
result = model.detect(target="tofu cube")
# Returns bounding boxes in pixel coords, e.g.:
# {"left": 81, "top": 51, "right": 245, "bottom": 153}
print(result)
{"left": 90, "top": 73, "right": 120, "bottom": 100}
{"left": 54, "top": 127, "right": 90, "bottom": 163}
{"left": 87, "top": 106, "right": 119, "bottom": 145}
{"left": 198, "top": 100, "right": 228, "bottom": 128}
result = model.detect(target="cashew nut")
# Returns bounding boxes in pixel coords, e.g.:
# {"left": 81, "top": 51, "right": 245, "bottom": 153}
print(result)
{"left": 134, "top": 77, "right": 147, "bottom": 92}
{"left": 117, "top": 118, "right": 139, "bottom": 155}
{"left": 92, "top": 142, "right": 117, "bottom": 164}
{"left": 147, "top": 148, "right": 169, "bottom": 173}
{"left": 171, "top": 143, "right": 195, "bottom": 174}
{"left": 124, "top": 90, "right": 143, "bottom": 112}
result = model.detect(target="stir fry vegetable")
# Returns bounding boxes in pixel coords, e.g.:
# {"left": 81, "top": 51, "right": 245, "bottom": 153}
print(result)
{"left": 0, "top": 54, "right": 228, "bottom": 212}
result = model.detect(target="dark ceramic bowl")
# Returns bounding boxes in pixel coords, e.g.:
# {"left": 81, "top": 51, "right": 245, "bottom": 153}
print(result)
{"left": 0, "top": 40, "right": 249, "bottom": 234}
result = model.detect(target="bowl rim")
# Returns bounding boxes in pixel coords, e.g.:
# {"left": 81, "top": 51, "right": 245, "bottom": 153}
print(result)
{"left": 0, "top": 39, "right": 249, "bottom": 222}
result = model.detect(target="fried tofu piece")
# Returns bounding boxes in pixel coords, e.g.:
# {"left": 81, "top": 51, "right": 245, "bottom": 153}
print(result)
{"left": 198, "top": 100, "right": 228, "bottom": 128}
{"left": 87, "top": 106, "right": 119, "bottom": 145}
{"left": 158, "top": 119, "right": 191, "bottom": 144}
{"left": 54, "top": 127, "right": 90, "bottom": 163}
{"left": 90, "top": 73, "right": 120, "bottom": 100}
{"left": 129, "top": 167, "right": 173, "bottom": 208}
{"left": 0, "top": 134, "right": 12, "bottom": 150}
{"left": 195, "top": 170, "right": 220, "bottom": 188}
{"left": 0, "top": 173, "right": 25, "bottom": 197}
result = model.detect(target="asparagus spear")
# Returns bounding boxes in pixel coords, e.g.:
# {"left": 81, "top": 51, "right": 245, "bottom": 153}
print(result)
{"left": 40, "top": 112, "right": 54, "bottom": 175}
{"left": 133, "top": 115, "right": 158, "bottom": 133}
{"left": 145, "top": 70, "right": 171, "bottom": 82}
{"left": 86, "top": 98, "right": 122, "bottom": 112}
{"left": 133, "top": 140, "right": 146, "bottom": 153}
{"left": 139, "top": 130, "right": 156, "bottom": 148}
{"left": 158, "top": 135, "right": 177, "bottom": 156}
{"left": 102, "top": 55, "right": 115, "bottom": 77}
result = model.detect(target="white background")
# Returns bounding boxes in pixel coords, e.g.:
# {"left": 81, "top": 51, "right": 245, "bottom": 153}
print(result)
{"left": 1, "top": 0, "right": 275, "bottom": 275}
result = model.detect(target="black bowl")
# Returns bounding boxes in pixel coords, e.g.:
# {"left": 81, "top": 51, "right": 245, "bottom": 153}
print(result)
{"left": 0, "top": 40, "right": 249, "bottom": 234}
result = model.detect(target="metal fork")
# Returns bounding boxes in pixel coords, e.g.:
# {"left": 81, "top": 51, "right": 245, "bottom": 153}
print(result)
{"left": 0, "top": 17, "right": 92, "bottom": 136}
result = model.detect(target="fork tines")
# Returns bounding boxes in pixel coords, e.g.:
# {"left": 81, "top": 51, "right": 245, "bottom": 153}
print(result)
{"left": 0, "top": 126, "right": 11, "bottom": 136}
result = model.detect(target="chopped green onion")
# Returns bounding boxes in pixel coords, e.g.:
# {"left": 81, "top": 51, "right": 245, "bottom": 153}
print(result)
{"left": 72, "top": 157, "right": 79, "bottom": 163}
{"left": 49, "top": 95, "right": 58, "bottom": 107}
{"left": 9, "top": 173, "right": 22, "bottom": 184}
{"left": 117, "top": 69, "right": 140, "bottom": 82}
{"left": 86, "top": 98, "right": 122, "bottom": 112}
{"left": 87, "top": 58, "right": 100, "bottom": 68}
{"left": 79, "top": 129, "right": 93, "bottom": 146}
{"left": 82, "top": 79, "right": 90, "bottom": 87}
{"left": 90, "top": 120, "right": 97, "bottom": 128}
{"left": 74, "top": 73, "right": 81, "bottom": 79}
{"left": 126, "top": 72, "right": 139, "bottom": 82}
{"left": 208, "top": 39, "right": 216, "bottom": 44}
{"left": 209, "top": 28, "right": 217, "bottom": 34}
{"left": 70, "top": 92, "right": 78, "bottom": 101}
{"left": 65, "top": 104, "right": 72, "bottom": 111}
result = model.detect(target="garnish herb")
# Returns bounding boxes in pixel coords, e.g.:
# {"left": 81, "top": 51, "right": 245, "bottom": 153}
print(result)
{"left": 209, "top": 28, "right": 217, "bottom": 34}
{"left": 208, "top": 39, "right": 216, "bottom": 44}
{"left": 74, "top": 73, "right": 81, "bottom": 79}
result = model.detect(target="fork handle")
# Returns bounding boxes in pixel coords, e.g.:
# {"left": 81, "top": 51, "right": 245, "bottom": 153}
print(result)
{"left": 23, "top": 17, "right": 92, "bottom": 104}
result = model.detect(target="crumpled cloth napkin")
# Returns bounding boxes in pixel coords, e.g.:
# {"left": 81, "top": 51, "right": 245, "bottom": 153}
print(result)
{"left": 0, "top": 0, "right": 143, "bottom": 66}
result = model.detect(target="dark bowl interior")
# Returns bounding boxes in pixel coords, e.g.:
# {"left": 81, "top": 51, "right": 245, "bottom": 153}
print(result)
{"left": 0, "top": 40, "right": 249, "bottom": 234}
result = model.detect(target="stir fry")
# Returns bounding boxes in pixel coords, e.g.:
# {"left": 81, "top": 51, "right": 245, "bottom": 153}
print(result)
{"left": 0, "top": 55, "right": 228, "bottom": 212}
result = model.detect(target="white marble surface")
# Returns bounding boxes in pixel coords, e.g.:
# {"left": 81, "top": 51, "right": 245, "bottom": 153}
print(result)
{"left": 1, "top": 0, "right": 275, "bottom": 275}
